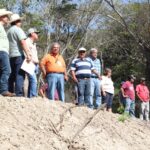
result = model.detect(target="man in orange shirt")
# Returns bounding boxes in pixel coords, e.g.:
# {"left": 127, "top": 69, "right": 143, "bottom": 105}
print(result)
{"left": 40, "top": 43, "right": 68, "bottom": 102}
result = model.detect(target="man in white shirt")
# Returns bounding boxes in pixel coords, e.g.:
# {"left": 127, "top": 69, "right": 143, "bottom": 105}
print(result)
{"left": 26, "top": 28, "right": 40, "bottom": 98}
{"left": 0, "top": 9, "right": 14, "bottom": 96}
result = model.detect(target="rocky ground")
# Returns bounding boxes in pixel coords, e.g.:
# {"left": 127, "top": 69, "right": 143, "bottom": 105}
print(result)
{"left": 0, "top": 96, "right": 150, "bottom": 150}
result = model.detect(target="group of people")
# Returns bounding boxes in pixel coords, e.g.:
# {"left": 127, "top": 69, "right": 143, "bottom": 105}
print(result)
{"left": 0, "top": 9, "right": 150, "bottom": 121}
{"left": 0, "top": 9, "right": 40, "bottom": 98}
{"left": 120, "top": 76, "right": 150, "bottom": 121}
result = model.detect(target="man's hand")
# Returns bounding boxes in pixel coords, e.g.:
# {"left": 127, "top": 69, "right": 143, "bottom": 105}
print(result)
{"left": 98, "top": 75, "right": 102, "bottom": 80}
{"left": 73, "top": 77, "right": 78, "bottom": 83}
{"left": 26, "top": 54, "right": 32, "bottom": 62}
{"left": 123, "top": 94, "right": 128, "bottom": 98}
{"left": 64, "top": 75, "right": 68, "bottom": 81}
{"left": 103, "top": 91, "right": 106, "bottom": 97}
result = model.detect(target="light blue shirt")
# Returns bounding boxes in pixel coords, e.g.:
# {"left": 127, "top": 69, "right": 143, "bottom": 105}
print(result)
{"left": 87, "top": 57, "right": 101, "bottom": 77}
{"left": 0, "top": 24, "right": 9, "bottom": 53}
{"left": 7, "top": 25, "right": 27, "bottom": 57}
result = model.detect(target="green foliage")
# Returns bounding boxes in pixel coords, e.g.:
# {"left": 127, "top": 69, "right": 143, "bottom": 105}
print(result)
{"left": 118, "top": 113, "right": 130, "bottom": 123}
{"left": 117, "top": 105, "right": 125, "bottom": 114}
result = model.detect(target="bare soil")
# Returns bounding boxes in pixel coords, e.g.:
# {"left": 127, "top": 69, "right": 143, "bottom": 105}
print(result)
{"left": 0, "top": 97, "right": 149, "bottom": 150}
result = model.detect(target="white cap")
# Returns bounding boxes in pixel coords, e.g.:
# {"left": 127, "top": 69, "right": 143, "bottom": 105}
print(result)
{"left": 27, "top": 28, "right": 40, "bottom": 35}
{"left": 78, "top": 47, "right": 86, "bottom": 52}
{"left": 9, "top": 14, "right": 23, "bottom": 23}
{"left": 0, "top": 9, "right": 12, "bottom": 17}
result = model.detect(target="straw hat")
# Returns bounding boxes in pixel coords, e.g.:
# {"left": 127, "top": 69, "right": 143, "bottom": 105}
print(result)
{"left": 9, "top": 14, "right": 23, "bottom": 23}
{"left": 0, "top": 9, "right": 12, "bottom": 17}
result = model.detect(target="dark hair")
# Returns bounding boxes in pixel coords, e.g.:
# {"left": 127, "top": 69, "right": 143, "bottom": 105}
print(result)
{"left": 11, "top": 20, "right": 21, "bottom": 26}
{"left": 104, "top": 68, "right": 112, "bottom": 76}
{"left": 28, "top": 33, "right": 32, "bottom": 37}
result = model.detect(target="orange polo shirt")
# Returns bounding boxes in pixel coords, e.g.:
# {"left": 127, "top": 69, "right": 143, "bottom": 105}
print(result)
{"left": 40, "top": 53, "right": 66, "bottom": 73}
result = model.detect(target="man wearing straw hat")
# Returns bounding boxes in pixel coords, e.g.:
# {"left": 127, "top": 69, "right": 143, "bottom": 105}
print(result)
{"left": 7, "top": 14, "right": 31, "bottom": 96}
{"left": 0, "top": 9, "right": 15, "bottom": 97}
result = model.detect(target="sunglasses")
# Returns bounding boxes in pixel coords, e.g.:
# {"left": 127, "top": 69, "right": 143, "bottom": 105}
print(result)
{"left": 79, "top": 51, "right": 86, "bottom": 53}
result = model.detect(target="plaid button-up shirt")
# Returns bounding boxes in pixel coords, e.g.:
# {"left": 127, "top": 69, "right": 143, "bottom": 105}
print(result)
{"left": 87, "top": 57, "right": 101, "bottom": 77}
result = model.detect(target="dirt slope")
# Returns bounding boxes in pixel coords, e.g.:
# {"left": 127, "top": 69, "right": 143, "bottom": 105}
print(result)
{"left": 0, "top": 97, "right": 149, "bottom": 150}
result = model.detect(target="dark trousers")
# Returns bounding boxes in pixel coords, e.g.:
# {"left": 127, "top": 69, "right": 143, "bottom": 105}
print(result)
{"left": 104, "top": 92, "right": 114, "bottom": 109}
{"left": 9, "top": 56, "right": 25, "bottom": 96}
{"left": 0, "top": 51, "right": 11, "bottom": 94}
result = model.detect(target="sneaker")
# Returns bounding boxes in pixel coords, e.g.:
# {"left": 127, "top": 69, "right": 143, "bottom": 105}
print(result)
{"left": 2, "top": 91, "right": 15, "bottom": 97}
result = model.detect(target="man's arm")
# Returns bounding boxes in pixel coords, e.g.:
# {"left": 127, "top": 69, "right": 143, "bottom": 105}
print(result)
{"left": 40, "top": 56, "right": 47, "bottom": 78}
{"left": 64, "top": 69, "right": 68, "bottom": 81}
{"left": 136, "top": 92, "right": 143, "bottom": 101}
{"left": 21, "top": 40, "right": 32, "bottom": 61}
{"left": 71, "top": 70, "right": 78, "bottom": 83}
{"left": 121, "top": 87, "right": 128, "bottom": 98}
{"left": 92, "top": 69, "right": 101, "bottom": 79}
{"left": 136, "top": 86, "right": 143, "bottom": 101}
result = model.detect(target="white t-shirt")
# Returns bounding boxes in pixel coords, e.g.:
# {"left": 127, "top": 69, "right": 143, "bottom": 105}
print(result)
{"left": 25, "top": 38, "right": 38, "bottom": 63}
{"left": 101, "top": 76, "right": 114, "bottom": 94}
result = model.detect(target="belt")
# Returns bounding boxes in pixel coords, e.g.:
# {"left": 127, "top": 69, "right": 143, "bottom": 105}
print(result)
{"left": 77, "top": 77, "right": 90, "bottom": 80}
{"left": 91, "top": 76, "right": 98, "bottom": 78}
{"left": 47, "top": 72, "right": 64, "bottom": 74}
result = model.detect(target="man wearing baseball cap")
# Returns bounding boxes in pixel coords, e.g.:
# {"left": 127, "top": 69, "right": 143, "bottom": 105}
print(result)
{"left": 7, "top": 14, "right": 31, "bottom": 96}
{"left": 121, "top": 75, "right": 136, "bottom": 117}
{"left": 71, "top": 47, "right": 101, "bottom": 108}
{"left": 136, "top": 78, "right": 150, "bottom": 121}
{"left": 26, "top": 28, "right": 40, "bottom": 98}
{"left": 0, "top": 9, "right": 15, "bottom": 96}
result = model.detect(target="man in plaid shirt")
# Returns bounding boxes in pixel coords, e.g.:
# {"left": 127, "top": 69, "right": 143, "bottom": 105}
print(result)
{"left": 87, "top": 48, "right": 101, "bottom": 109}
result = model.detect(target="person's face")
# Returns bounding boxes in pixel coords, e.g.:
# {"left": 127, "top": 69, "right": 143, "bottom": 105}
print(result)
{"left": 79, "top": 51, "right": 86, "bottom": 59}
{"left": 51, "top": 44, "right": 60, "bottom": 54}
{"left": 141, "top": 81, "right": 146, "bottom": 85}
{"left": 91, "top": 50, "right": 98, "bottom": 58}
{"left": 0, "top": 15, "right": 9, "bottom": 24}
{"left": 32, "top": 32, "right": 38, "bottom": 41}
{"left": 16, "top": 20, "right": 22, "bottom": 27}
{"left": 131, "top": 78, "right": 134, "bottom": 83}
{"left": 107, "top": 71, "right": 112, "bottom": 77}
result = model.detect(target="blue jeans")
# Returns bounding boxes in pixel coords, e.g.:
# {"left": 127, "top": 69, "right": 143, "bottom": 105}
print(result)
{"left": 27, "top": 65, "right": 38, "bottom": 98}
{"left": 90, "top": 78, "right": 101, "bottom": 108}
{"left": 9, "top": 56, "right": 25, "bottom": 96}
{"left": 0, "top": 51, "right": 11, "bottom": 94}
{"left": 124, "top": 98, "right": 135, "bottom": 117}
{"left": 46, "top": 73, "right": 65, "bottom": 102}
{"left": 77, "top": 78, "right": 92, "bottom": 108}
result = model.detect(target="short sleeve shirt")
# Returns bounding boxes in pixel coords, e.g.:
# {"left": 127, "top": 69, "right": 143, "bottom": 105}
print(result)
{"left": 40, "top": 53, "right": 66, "bottom": 73}
{"left": 7, "top": 25, "right": 27, "bottom": 57}
{"left": 87, "top": 57, "right": 101, "bottom": 77}
{"left": 136, "top": 84, "right": 150, "bottom": 102}
{"left": 25, "top": 38, "right": 38, "bottom": 63}
{"left": 101, "top": 76, "right": 114, "bottom": 94}
{"left": 70, "top": 58, "right": 94, "bottom": 78}
{"left": 122, "top": 81, "right": 135, "bottom": 100}
{"left": 0, "top": 24, "right": 9, "bottom": 53}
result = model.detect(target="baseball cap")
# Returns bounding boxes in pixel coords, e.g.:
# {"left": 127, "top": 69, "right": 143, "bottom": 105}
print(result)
{"left": 27, "top": 28, "right": 40, "bottom": 35}
{"left": 140, "top": 77, "right": 146, "bottom": 81}
{"left": 78, "top": 47, "right": 86, "bottom": 52}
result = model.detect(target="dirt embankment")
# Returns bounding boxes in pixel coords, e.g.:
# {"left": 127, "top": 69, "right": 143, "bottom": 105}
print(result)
{"left": 0, "top": 97, "right": 150, "bottom": 150}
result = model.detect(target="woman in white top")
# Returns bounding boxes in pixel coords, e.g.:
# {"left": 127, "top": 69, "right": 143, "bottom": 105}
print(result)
{"left": 101, "top": 68, "right": 114, "bottom": 112}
